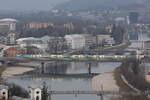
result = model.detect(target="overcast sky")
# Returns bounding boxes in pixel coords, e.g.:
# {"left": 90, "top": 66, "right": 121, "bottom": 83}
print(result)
{"left": 0, "top": 0, "right": 69, "bottom": 11}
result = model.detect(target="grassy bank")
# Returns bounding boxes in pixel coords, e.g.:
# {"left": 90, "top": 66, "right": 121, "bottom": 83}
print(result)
{"left": 114, "top": 67, "right": 149, "bottom": 100}
{"left": 0, "top": 66, "right": 5, "bottom": 84}
{"left": 114, "top": 67, "right": 133, "bottom": 92}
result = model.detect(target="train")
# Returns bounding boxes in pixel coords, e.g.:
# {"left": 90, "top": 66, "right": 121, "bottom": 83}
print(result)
{"left": 16, "top": 54, "right": 138, "bottom": 60}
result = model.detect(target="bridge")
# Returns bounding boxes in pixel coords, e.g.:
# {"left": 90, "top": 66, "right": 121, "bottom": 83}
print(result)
{"left": 47, "top": 90, "right": 146, "bottom": 100}
{"left": 48, "top": 90, "right": 142, "bottom": 95}
{"left": 0, "top": 54, "right": 145, "bottom": 64}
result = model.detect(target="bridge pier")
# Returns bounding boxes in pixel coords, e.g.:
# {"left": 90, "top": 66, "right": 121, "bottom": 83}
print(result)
{"left": 48, "top": 93, "right": 51, "bottom": 100}
{"left": 41, "top": 62, "right": 45, "bottom": 74}
{"left": 88, "top": 62, "right": 92, "bottom": 74}
{"left": 100, "top": 95, "right": 103, "bottom": 100}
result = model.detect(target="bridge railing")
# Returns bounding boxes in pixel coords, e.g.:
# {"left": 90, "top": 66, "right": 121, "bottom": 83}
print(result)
{"left": 48, "top": 90, "right": 145, "bottom": 96}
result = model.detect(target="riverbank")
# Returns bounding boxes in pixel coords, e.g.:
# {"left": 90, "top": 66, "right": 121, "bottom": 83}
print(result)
{"left": 114, "top": 67, "right": 149, "bottom": 100}
{"left": 92, "top": 66, "right": 149, "bottom": 100}
{"left": 92, "top": 72, "right": 119, "bottom": 91}
{"left": 2, "top": 67, "right": 34, "bottom": 78}
{"left": 1, "top": 61, "right": 41, "bottom": 79}
{"left": 0, "top": 66, "right": 6, "bottom": 84}
{"left": 92, "top": 71, "right": 119, "bottom": 99}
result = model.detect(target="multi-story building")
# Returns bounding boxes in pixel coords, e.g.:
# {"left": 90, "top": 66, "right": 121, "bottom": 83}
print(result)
{"left": 65, "top": 34, "right": 98, "bottom": 50}
{"left": 65, "top": 34, "right": 85, "bottom": 50}
{"left": 81, "top": 34, "right": 96, "bottom": 49}
{"left": 29, "top": 22, "right": 54, "bottom": 29}
{"left": 129, "top": 12, "right": 139, "bottom": 24}
{"left": 0, "top": 18, "right": 17, "bottom": 32}
{"left": 48, "top": 37, "right": 68, "bottom": 54}
{"left": 7, "top": 33, "right": 16, "bottom": 44}
{"left": 144, "top": 41, "right": 150, "bottom": 50}
{"left": 16, "top": 37, "right": 48, "bottom": 50}
{"left": 64, "top": 23, "right": 74, "bottom": 30}
{"left": 4, "top": 47, "right": 26, "bottom": 57}
{"left": 96, "top": 35, "right": 115, "bottom": 46}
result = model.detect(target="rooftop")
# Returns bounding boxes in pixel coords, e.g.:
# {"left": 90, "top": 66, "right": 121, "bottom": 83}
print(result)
{"left": 0, "top": 18, "right": 18, "bottom": 22}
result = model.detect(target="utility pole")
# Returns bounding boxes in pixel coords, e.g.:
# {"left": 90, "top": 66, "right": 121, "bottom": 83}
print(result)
{"left": 100, "top": 84, "right": 104, "bottom": 100}
{"left": 42, "top": 82, "right": 49, "bottom": 100}
{"left": 100, "top": 95, "right": 103, "bottom": 100}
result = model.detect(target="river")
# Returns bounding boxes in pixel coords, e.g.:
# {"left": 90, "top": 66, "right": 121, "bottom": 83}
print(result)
{"left": 5, "top": 62, "right": 120, "bottom": 100}
{"left": 5, "top": 33, "right": 150, "bottom": 100}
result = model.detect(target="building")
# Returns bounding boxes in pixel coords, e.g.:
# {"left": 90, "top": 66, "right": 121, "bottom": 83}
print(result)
{"left": 51, "top": 9, "right": 59, "bottom": 14}
{"left": 96, "top": 35, "right": 115, "bottom": 46}
{"left": 0, "top": 36, "right": 7, "bottom": 44}
{"left": 115, "top": 17, "right": 126, "bottom": 25}
{"left": 129, "top": 12, "right": 139, "bottom": 24}
{"left": 29, "top": 22, "right": 54, "bottom": 29}
{"left": 129, "top": 32, "right": 138, "bottom": 40}
{"left": 105, "top": 25, "right": 113, "bottom": 33}
{"left": 144, "top": 41, "right": 150, "bottom": 49}
{"left": 16, "top": 36, "right": 51, "bottom": 54}
{"left": 47, "top": 37, "right": 68, "bottom": 54}
{"left": 0, "top": 85, "right": 8, "bottom": 100}
{"left": 65, "top": 34, "right": 85, "bottom": 50}
{"left": 4, "top": 47, "right": 26, "bottom": 57}
{"left": 64, "top": 23, "right": 74, "bottom": 30}
{"left": 81, "top": 34, "right": 96, "bottom": 49}
{"left": 0, "top": 18, "right": 17, "bottom": 31}
{"left": 30, "top": 87, "right": 42, "bottom": 100}
{"left": 126, "top": 16, "right": 130, "bottom": 24}
{"left": 16, "top": 37, "right": 48, "bottom": 50}
{"left": 7, "top": 33, "right": 16, "bottom": 44}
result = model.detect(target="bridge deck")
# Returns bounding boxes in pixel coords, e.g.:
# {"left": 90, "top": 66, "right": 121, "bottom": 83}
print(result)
{"left": 48, "top": 91, "right": 142, "bottom": 96}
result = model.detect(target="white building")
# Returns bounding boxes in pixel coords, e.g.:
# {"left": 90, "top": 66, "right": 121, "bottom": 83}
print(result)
{"left": 30, "top": 87, "right": 42, "bottom": 100}
{"left": 0, "top": 85, "right": 8, "bottom": 100}
{"left": 0, "top": 18, "right": 18, "bottom": 31}
{"left": 65, "top": 34, "right": 85, "bottom": 49}
{"left": 7, "top": 33, "right": 16, "bottom": 44}
{"left": 16, "top": 37, "right": 49, "bottom": 50}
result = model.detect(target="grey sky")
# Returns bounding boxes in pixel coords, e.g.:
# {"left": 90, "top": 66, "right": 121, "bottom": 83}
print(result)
{"left": 0, "top": 0, "right": 69, "bottom": 11}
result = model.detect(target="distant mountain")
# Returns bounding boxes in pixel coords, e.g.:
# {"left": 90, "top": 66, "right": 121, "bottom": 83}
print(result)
{"left": 55, "top": 0, "right": 149, "bottom": 11}
{"left": 0, "top": 0, "right": 69, "bottom": 11}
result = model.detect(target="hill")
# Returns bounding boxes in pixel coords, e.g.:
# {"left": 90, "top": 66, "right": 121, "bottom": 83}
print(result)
{"left": 55, "top": 0, "right": 149, "bottom": 11}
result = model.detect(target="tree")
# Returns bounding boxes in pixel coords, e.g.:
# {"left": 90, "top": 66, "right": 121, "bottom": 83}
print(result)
{"left": 111, "top": 24, "right": 124, "bottom": 44}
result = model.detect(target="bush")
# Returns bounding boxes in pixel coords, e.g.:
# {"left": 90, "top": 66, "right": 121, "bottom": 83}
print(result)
{"left": 4, "top": 83, "right": 29, "bottom": 98}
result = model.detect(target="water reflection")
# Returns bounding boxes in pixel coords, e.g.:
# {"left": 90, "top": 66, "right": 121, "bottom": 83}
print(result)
{"left": 25, "top": 61, "right": 120, "bottom": 75}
